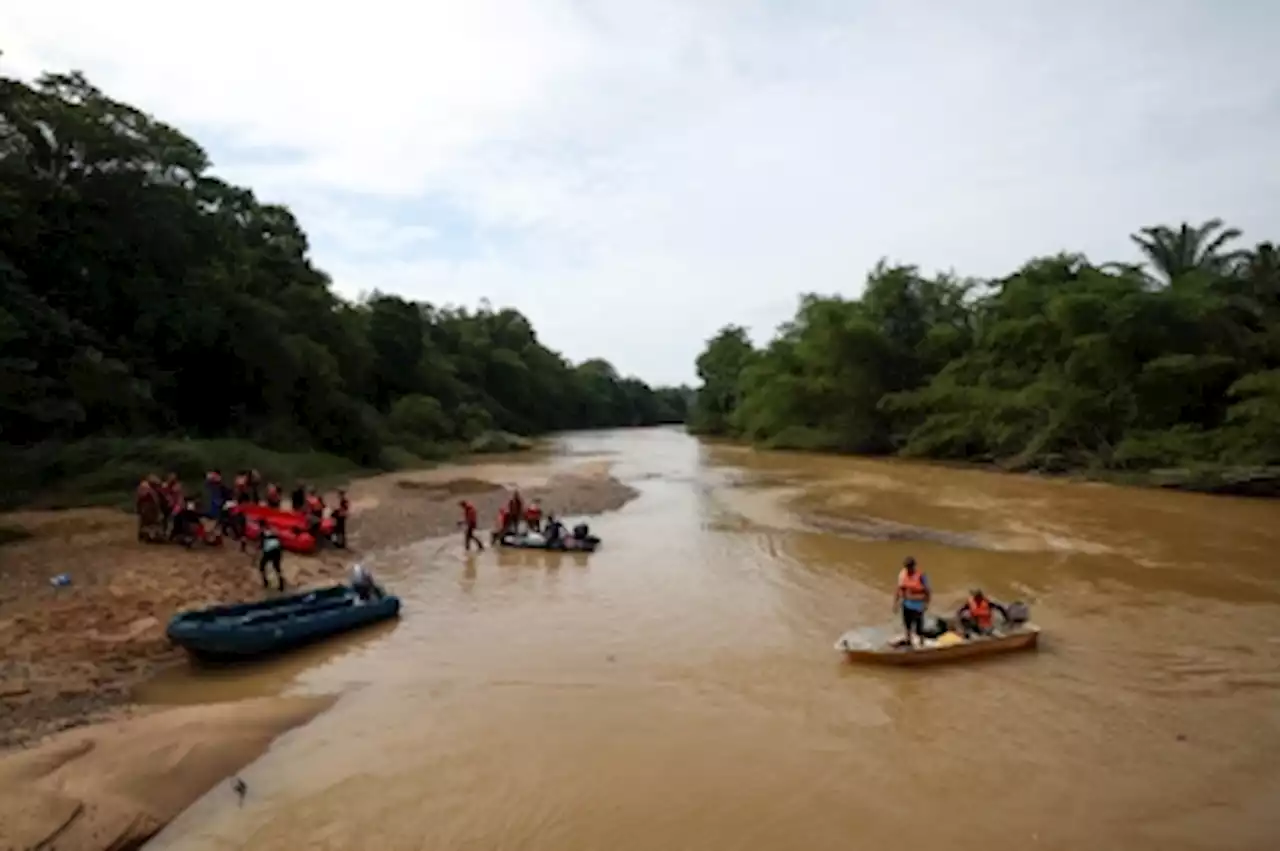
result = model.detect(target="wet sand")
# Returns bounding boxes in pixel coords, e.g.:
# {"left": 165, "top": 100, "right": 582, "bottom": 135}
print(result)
{"left": 0, "top": 696, "right": 333, "bottom": 851}
{"left": 0, "top": 458, "right": 637, "bottom": 748}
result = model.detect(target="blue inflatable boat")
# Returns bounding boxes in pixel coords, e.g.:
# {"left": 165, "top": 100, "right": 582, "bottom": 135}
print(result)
{"left": 167, "top": 584, "right": 400, "bottom": 660}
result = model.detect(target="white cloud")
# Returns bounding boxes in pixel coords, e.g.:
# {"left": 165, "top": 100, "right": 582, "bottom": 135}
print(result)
{"left": 5, "top": 0, "right": 1279, "bottom": 384}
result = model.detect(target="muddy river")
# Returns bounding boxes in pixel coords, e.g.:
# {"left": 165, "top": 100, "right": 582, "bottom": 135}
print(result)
{"left": 145, "top": 427, "right": 1280, "bottom": 851}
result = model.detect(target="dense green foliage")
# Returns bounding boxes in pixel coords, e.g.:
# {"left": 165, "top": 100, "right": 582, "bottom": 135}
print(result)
{"left": 0, "top": 66, "right": 688, "bottom": 471}
{"left": 692, "top": 220, "right": 1280, "bottom": 477}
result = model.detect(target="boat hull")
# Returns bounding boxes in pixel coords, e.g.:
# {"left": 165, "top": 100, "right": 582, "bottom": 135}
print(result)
{"left": 835, "top": 625, "right": 1040, "bottom": 667}
{"left": 167, "top": 584, "right": 400, "bottom": 661}
{"left": 498, "top": 535, "right": 600, "bottom": 553}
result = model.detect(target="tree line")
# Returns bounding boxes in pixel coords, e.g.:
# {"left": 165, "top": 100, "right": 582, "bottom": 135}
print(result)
{"left": 0, "top": 65, "right": 689, "bottom": 470}
{"left": 690, "top": 219, "right": 1280, "bottom": 480}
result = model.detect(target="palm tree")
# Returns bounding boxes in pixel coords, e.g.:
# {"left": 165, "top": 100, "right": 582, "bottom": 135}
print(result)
{"left": 1129, "top": 219, "right": 1248, "bottom": 286}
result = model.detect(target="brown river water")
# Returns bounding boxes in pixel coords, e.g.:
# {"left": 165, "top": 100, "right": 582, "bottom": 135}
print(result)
{"left": 144, "top": 427, "right": 1280, "bottom": 851}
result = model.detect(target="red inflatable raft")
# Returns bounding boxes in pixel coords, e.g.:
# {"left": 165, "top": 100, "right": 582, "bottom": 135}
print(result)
{"left": 242, "top": 519, "right": 319, "bottom": 555}
{"left": 232, "top": 503, "right": 335, "bottom": 537}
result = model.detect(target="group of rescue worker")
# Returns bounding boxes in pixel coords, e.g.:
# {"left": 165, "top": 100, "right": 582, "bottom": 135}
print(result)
{"left": 457, "top": 488, "right": 575, "bottom": 551}
{"left": 132, "top": 469, "right": 350, "bottom": 552}
{"left": 891, "top": 556, "right": 1019, "bottom": 647}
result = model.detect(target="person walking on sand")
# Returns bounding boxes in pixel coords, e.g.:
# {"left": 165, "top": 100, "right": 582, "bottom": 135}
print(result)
{"left": 257, "top": 526, "right": 286, "bottom": 591}
{"left": 458, "top": 499, "right": 484, "bottom": 551}
{"left": 331, "top": 489, "right": 350, "bottom": 548}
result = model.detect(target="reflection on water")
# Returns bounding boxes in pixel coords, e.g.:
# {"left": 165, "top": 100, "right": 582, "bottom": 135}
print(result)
{"left": 147, "top": 426, "right": 1280, "bottom": 851}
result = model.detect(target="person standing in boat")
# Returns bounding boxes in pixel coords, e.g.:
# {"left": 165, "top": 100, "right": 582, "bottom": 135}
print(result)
{"left": 290, "top": 481, "right": 306, "bottom": 512}
{"left": 524, "top": 499, "right": 543, "bottom": 534}
{"left": 458, "top": 499, "right": 484, "bottom": 551}
{"left": 258, "top": 526, "right": 286, "bottom": 591}
{"left": 893, "top": 556, "right": 931, "bottom": 648}
{"left": 265, "top": 481, "right": 282, "bottom": 508}
{"left": 955, "top": 590, "right": 1008, "bottom": 638}
{"left": 506, "top": 489, "right": 524, "bottom": 535}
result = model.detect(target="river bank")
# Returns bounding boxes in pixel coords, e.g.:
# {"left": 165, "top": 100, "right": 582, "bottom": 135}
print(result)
{"left": 0, "top": 696, "right": 334, "bottom": 851}
{"left": 0, "top": 458, "right": 638, "bottom": 750}
{"left": 692, "top": 434, "right": 1280, "bottom": 499}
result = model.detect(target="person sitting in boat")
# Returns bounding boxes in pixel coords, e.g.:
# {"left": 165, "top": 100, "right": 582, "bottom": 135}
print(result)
{"left": 348, "top": 563, "right": 385, "bottom": 602}
{"left": 544, "top": 515, "right": 565, "bottom": 548}
{"left": 955, "top": 590, "right": 1009, "bottom": 637}
{"left": 892, "top": 556, "right": 931, "bottom": 648}
{"left": 258, "top": 526, "right": 286, "bottom": 591}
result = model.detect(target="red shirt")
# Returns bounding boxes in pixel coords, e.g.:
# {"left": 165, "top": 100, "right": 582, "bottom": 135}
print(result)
{"left": 461, "top": 502, "right": 477, "bottom": 526}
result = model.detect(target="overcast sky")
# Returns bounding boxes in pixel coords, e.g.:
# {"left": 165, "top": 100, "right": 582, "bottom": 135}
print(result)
{"left": 4, "top": 1, "right": 1278, "bottom": 385}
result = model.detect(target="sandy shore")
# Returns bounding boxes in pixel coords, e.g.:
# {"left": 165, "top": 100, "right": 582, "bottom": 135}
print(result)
{"left": 0, "top": 458, "right": 637, "bottom": 749}
{"left": 0, "top": 695, "right": 334, "bottom": 851}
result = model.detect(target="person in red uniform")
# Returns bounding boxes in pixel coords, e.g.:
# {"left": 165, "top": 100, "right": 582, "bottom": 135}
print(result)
{"left": 506, "top": 489, "right": 524, "bottom": 535}
{"left": 458, "top": 500, "right": 484, "bottom": 551}
{"left": 135, "top": 478, "right": 161, "bottom": 540}
{"left": 331, "top": 489, "right": 350, "bottom": 548}
{"left": 304, "top": 489, "right": 326, "bottom": 537}
{"left": 233, "top": 471, "right": 251, "bottom": 504}
{"left": 523, "top": 499, "right": 542, "bottom": 533}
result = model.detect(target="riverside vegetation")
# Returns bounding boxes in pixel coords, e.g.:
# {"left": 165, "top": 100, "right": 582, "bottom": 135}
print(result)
{"left": 0, "top": 64, "right": 690, "bottom": 509}
{"left": 690, "top": 221, "right": 1280, "bottom": 495}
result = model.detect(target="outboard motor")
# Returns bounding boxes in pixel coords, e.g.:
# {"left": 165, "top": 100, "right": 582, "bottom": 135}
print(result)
{"left": 572, "top": 523, "right": 589, "bottom": 540}
{"left": 1005, "top": 601, "right": 1030, "bottom": 625}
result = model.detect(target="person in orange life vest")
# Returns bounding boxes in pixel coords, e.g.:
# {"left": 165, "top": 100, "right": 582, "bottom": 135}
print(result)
{"left": 524, "top": 499, "right": 542, "bottom": 533}
{"left": 955, "top": 589, "right": 1009, "bottom": 637}
{"left": 265, "top": 482, "right": 282, "bottom": 508}
{"left": 331, "top": 489, "right": 351, "bottom": 549}
{"left": 892, "top": 556, "right": 931, "bottom": 647}
{"left": 458, "top": 500, "right": 484, "bottom": 551}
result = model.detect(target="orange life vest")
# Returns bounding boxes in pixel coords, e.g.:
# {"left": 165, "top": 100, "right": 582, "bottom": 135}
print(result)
{"left": 967, "top": 596, "right": 992, "bottom": 628}
{"left": 524, "top": 504, "right": 541, "bottom": 522}
{"left": 461, "top": 502, "right": 477, "bottom": 526}
{"left": 306, "top": 495, "right": 324, "bottom": 515}
{"left": 898, "top": 569, "right": 928, "bottom": 601}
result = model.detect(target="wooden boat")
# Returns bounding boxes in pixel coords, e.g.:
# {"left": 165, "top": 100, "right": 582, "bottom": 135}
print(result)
{"left": 167, "top": 584, "right": 400, "bottom": 661}
{"left": 834, "top": 625, "right": 1040, "bottom": 667}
